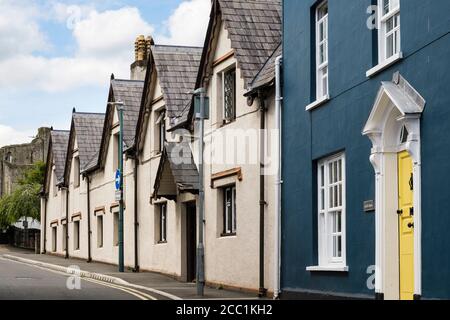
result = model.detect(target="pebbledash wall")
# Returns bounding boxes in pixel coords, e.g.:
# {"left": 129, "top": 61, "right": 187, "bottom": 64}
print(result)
{"left": 282, "top": 0, "right": 450, "bottom": 299}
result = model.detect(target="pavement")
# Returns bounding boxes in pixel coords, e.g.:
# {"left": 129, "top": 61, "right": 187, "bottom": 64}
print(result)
{"left": 0, "top": 245, "right": 260, "bottom": 300}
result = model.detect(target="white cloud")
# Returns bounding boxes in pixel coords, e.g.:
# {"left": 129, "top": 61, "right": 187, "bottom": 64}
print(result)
{"left": 0, "top": 125, "right": 33, "bottom": 147}
{"left": 0, "top": 3, "right": 153, "bottom": 92}
{"left": 74, "top": 7, "right": 153, "bottom": 58}
{"left": 0, "top": 0, "right": 210, "bottom": 94}
{"left": 0, "top": 1, "right": 49, "bottom": 60}
{"left": 157, "top": 0, "right": 210, "bottom": 46}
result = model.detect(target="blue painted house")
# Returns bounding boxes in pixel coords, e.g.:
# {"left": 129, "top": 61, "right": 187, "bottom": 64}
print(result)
{"left": 281, "top": 0, "right": 450, "bottom": 300}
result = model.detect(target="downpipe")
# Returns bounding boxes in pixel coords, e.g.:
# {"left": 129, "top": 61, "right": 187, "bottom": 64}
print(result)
{"left": 85, "top": 175, "right": 92, "bottom": 263}
{"left": 274, "top": 55, "right": 283, "bottom": 300}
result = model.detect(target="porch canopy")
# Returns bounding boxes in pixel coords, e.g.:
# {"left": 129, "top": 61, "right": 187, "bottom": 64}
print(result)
{"left": 153, "top": 141, "right": 199, "bottom": 201}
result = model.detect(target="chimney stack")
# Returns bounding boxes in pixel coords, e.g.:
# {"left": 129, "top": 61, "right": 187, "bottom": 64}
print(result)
{"left": 130, "top": 35, "right": 153, "bottom": 81}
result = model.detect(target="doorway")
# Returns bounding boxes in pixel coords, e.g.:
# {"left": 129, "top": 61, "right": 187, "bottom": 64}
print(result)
{"left": 398, "top": 151, "right": 414, "bottom": 300}
{"left": 186, "top": 202, "right": 197, "bottom": 283}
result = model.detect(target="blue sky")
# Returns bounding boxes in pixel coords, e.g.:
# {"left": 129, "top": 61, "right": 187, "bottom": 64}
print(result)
{"left": 0, "top": 0, "right": 210, "bottom": 146}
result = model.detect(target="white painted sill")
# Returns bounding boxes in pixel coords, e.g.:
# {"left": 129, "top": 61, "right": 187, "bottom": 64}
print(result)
{"left": 305, "top": 95, "right": 330, "bottom": 111}
{"left": 306, "top": 265, "right": 349, "bottom": 272}
{"left": 366, "top": 52, "right": 403, "bottom": 78}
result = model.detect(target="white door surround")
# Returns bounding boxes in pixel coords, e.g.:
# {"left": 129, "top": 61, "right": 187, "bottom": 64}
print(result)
{"left": 363, "top": 72, "right": 426, "bottom": 300}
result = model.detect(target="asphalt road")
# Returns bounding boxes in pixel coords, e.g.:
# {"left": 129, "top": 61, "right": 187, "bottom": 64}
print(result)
{"left": 0, "top": 257, "right": 144, "bottom": 300}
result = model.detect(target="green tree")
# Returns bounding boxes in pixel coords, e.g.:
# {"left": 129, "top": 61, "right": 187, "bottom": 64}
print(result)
{"left": 0, "top": 161, "right": 46, "bottom": 229}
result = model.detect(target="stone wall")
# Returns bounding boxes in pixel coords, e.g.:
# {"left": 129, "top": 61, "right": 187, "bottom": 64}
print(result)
{"left": 0, "top": 127, "right": 51, "bottom": 197}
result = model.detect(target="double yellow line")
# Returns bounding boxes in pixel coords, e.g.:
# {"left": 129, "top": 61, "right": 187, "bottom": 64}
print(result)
{"left": 82, "top": 277, "right": 157, "bottom": 300}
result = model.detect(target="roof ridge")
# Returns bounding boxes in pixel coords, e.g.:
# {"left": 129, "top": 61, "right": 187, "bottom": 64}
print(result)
{"left": 153, "top": 44, "right": 203, "bottom": 50}
{"left": 73, "top": 112, "right": 105, "bottom": 116}
{"left": 112, "top": 79, "right": 145, "bottom": 83}
{"left": 51, "top": 129, "right": 70, "bottom": 133}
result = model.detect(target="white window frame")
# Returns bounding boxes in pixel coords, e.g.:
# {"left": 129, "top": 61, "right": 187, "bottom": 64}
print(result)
{"left": 316, "top": 153, "right": 346, "bottom": 269}
{"left": 159, "top": 203, "right": 167, "bottom": 243}
{"left": 316, "top": 1, "right": 329, "bottom": 101}
{"left": 223, "top": 185, "right": 237, "bottom": 235}
{"left": 378, "top": 0, "right": 401, "bottom": 63}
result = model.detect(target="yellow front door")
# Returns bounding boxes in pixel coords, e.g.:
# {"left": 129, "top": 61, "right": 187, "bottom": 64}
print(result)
{"left": 398, "top": 151, "right": 415, "bottom": 300}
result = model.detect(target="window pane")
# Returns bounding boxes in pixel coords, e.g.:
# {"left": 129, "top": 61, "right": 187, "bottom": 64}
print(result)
{"left": 386, "top": 33, "right": 394, "bottom": 58}
{"left": 320, "top": 165, "right": 325, "bottom": 187}
{"left": 383, "top": 0, "right": 390, "bottom": 15}
{"left": 386, "top": 16, "right": 394, "bottom": 32}
{"left": 329, "top": 163, "right": 333, "bottom": 184}
{"left": 323, "top": 74, "right": 328, "bottom": 96}
{"left": 321, "top": 189, "right": 325, "bottom": 211}
{"left": 224, "top": 69, "right": 236, "bottom": 122}
{"left": 319, "top": 22, "right": 325, "bottom": 42}
{"left": 319, "top": 44, "right": 325, "bottom": 64}
{"left": 338, "top": 159, "right": 342, "bottom": 181}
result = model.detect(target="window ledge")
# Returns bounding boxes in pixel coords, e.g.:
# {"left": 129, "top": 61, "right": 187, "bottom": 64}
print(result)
{"left": 157, "top": 241, "right": 168, "bottom": 245}
{"left": 306, "top": 265, "right": 349, "bottom": 272}
{"left": 220, "top": 233, "right": 237, "bottom": 238}
{"left": 366, "top": 52, "right": 403, "bottom": 78}
{"left": 305, "top": 95, "right": 330, "bottom": 111}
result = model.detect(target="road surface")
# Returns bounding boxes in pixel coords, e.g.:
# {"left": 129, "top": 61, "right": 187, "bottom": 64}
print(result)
{"left": 0, "top": 257, "right": 146, "bottom": 300}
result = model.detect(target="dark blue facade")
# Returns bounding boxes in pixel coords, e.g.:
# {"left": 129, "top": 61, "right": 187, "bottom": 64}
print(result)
{"left": 282, "top": 0, "right": 450, "bottom": 299}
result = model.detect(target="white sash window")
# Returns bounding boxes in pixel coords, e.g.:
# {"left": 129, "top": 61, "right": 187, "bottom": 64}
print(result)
{"left": 378, "top": 0, "right": 401, "bottom": 62}
{"left": 316, "top": 1, "right": 329, "bottom": 100}
{"left": 317, "top": 153, "right": 346, "bottom": 267}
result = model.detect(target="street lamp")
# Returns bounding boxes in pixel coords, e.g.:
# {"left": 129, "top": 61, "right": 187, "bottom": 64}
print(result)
{"left": 108, "top": 100, "right": 125, "bottom": 273}
{"left": 193, "top": 87, "right": 206, "bottom": 296}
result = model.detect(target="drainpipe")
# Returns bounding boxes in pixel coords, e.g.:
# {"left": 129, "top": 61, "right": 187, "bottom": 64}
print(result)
{"left": 259, "top": 92, "right": 267, "bottom": 298}
{"left": 274, "top": 55, "right": 283, "bottom": 300}
{"left": 42, "top": 194, "right": 48, "bottom": 254}
{"left": 133, "top": 153, "right": 139, "bottom": 272}
{"left": 85, "top": 175, "right": 92, "bottom": 262}
{"left": 64, "top": 187, "right": 69, "bottom": 259}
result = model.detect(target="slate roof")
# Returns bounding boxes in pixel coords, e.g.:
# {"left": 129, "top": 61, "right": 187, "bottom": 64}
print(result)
{"left": 110, "top": 79, "right": 144, "bottom": 148}
{"left": 219, "top": 0, "right": 282, "bottom": 87}
{"left": 152, "top": 45, "right": 202, "bottom": 117}
{"left": 72, "top": 112, "right": 105, "bottom": 172}
{"left": 170, "top": 0, "right": 282, "bottom": 131}
{"left": 247, "top": 43, "right": 282, "bottom": 94}
{"left": 50, "top": 130, "right": 70, "bottom": 184}
{"left": 153, "top": 141, "right": 199, "bottom": 198}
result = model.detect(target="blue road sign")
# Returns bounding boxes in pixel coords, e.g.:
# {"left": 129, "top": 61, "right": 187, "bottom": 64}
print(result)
{"left": 115, "top": 169, "right": 121, "bottom": 191}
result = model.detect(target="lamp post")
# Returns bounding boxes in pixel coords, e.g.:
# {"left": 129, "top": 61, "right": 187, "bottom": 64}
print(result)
{"left": 193, "top": 87, "right": 206, "bottom": 296}
{"left": 109, "top": 101, "right": 125, "bottom": 273}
